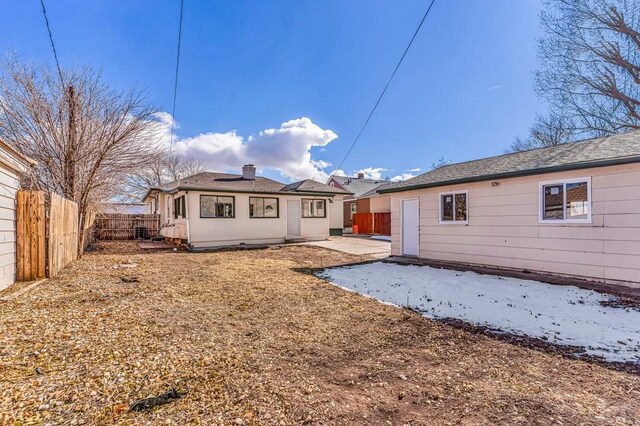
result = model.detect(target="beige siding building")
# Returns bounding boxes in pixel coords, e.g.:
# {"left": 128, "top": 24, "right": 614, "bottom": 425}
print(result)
{"left": 144, "top": 165, "right": 348, "bottom": 249}
{"left": 0, "top": 140, "right": 36, "bottom": 290}
{"left": 380, "top": 132, "right": 640, "bottom": 288}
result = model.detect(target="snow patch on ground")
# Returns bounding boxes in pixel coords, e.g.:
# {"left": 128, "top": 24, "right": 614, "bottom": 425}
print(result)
{"left": 317, "top": 262, "right": 640, "bottom": 363}
{"left": 370, "top": 235, "right": 391, "bottom": 241}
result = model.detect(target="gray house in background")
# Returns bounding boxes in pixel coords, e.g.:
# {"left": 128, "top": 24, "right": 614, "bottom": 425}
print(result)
{"left": 101, "top": 203, "right": 149, "bottom": 215}
{"left": 326, "top": 173, "right": 390, "bottom": 230}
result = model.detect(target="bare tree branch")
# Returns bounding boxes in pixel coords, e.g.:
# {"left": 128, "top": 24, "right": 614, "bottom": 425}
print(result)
{"left": 120, "top": 151, "right": 206, "bottom": 202}
{"left": 0, "top": 57, "right": 162, "bottom": 254}
{"left": 509, "top": 113, "right": 576, "bottom": 152}
{"left": 535, "top": 0, "right": 640, "bottom": 136}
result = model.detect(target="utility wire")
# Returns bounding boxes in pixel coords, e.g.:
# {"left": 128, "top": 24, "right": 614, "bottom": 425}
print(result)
{"left": 39, "top": 0, "right": 64, "bottom": 86}
{"left": 330, "top": 0, "right": 437, "bottom": 178}
{"left": 169, "top": 0, "right": 185, "bottom": 156}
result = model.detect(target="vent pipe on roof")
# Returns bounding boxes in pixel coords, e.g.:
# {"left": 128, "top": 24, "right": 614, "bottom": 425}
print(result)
{"left": 242, "top": 164, "right": 256, "bottom": 180}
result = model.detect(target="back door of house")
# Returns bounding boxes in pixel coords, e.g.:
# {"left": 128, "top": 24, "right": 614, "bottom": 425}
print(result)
{"left": 402, "top": 199, "right": 419, "bottom": 256}
{"left": 287, "top": 200, "right": 301, "bottom": 236}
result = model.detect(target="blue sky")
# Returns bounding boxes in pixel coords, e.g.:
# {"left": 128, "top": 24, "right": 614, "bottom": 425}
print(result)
{"left": 1, "top": 0, "right": 545, "bottom": 182}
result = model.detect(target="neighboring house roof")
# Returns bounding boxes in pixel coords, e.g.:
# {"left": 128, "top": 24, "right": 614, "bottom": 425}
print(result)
{"left": 379, "top": 131, "right": 640, "bottom": 194}
{"left": 101, "top": 203, "right": 149, "bottom": 214}
{"left": 359, "top": 182, "right": 394, "bottom": 198}
{"left": 328, "top": 175, "right": 389, "bottom": 198}
{"left": 280, "top": 179, "right": 351, "bottom": 194}
{"left": 143, "top": 171, "right": 350, "bottom": 201}
{"left": 0, "top": 138, "right": 37, "bottom": 175}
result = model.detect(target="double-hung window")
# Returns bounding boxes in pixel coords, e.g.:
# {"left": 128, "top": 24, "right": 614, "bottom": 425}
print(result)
{"left": 350, "top": 203, "right": 357, "bottom": 220}
{"left": 539, "top": 178, "right": 591, "bottom": 223}
{"left": 174, "top": 195, "right": 186, "bottom": 219}
{"left": 439, "top": 190, "right": 468, "bottom": 224}
{"left": 200, "top": 195, "right": 235, "bottom": 218}
{"left": 302, "top": 199, "right": 326, "bottom": 218}
{"left": 249, "top": 197, "right": 279, "bottom": 218}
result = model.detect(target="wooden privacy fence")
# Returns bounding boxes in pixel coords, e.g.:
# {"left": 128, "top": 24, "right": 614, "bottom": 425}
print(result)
{"left": 49, "top": 193, "right": 79, "bottom": 278}
{"left": 95, "top": 213, "right": 160, "bottom": 240}
{"left": 352, "top": 212, "right": 391, "bottom": 236}
{"left": 16, "top": 190, "right": 81, "bottom": 281}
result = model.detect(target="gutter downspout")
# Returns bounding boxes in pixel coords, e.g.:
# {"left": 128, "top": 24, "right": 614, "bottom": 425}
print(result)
{"left": 185, "top": 191, "right": 193, "bottom": 250}
{"left": 186, "top": 213, "right": 191, "bottom": 248}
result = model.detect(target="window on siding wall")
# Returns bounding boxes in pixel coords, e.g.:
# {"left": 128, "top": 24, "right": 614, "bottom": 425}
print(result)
{"left": 174, "top": 195, "right": 186, "bottom": 219}
{"left": 249, "top": 197, "right": 279, "bottom": 218}
{"left": 302, "top": 199, "right": 326, "bottom": 218}
{"left": 439, "top": 191, "right": 468, "bottom": 224}
{"left": 200, "top": 195, "right": 234, "bottom": 218}
{"left": 540, "top": 178, "right": 591, "bottom": 223}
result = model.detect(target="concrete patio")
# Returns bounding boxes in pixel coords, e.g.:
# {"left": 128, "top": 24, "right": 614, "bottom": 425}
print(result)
{"left": 301, "top": 235, "right": 391, "bottom": 259}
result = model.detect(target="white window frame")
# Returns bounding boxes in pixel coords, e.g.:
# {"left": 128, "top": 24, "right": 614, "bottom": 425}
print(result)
{"left": 350, "top": 203, "right": 357, "bottom": 220}
{"left": 302, "top": 199, "right": 326, "bottom": 218}
{"left": 538, "top": 177, "right": 592, "bottom": 224}
{"left": 438, "top": 190, "right": 469, "bottom": 225}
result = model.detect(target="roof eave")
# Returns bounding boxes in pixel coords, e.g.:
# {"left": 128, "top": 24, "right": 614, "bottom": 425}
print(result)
{"left": 169, "top": 185, "right": 344, "bottom": 197}
{"left": 141, "top": 187, "right": 162, "bottom": 202}
{"left": 0, "top": 139, "right": 37, "bottom": 174}
{"left": 378, "top": 156, "right": 640, "bottom": 194}
{"left": 297, "top": 190, "right": 353, "bottom": 196}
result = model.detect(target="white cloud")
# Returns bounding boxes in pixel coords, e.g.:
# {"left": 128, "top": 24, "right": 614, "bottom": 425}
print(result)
{"left": 170, "top": 116, "right": 337, "bottom": 181}
{"left": 154, "top": 113, "right": 420, "bottom": 184}
{"left": 328, "top": 166, "right": 419, "bottom": 182}
{"left": 356, "top": 167, "right": 386, "bottom": 180}
{"left": 327, "top": 167, "right": 387, "bottom": 180}
{"left": 390, "top": 173, "right": 416, "bottom": 182}
{"left": 389, "top": 167, "right": 422, "bottom": 182}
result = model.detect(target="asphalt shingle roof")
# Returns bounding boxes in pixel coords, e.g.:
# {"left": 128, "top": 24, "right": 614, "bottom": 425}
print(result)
{"left": 280, "top": 179, "right": 351, "bottom": 194}
{"left": 149, "top": 172, "right": 350, "bottom": 197}
{"left": 379, "top": 131, "right": 640, "bottom": 194}
{"left": 330, "top": 176, "right": 389, "bottom": 198}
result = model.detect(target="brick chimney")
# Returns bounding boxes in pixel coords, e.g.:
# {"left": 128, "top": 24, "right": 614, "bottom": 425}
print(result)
{"left": 242, "top": 164, "right": 256, "bottom": 180}
{"left": 357, "top": 172, "right": 365, "bottom": 179}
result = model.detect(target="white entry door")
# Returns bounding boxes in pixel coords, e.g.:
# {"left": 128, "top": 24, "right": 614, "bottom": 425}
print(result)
{"left": 402, "top": 199, "right": 419, "bottom": 256}
{"left": 287, "top": 200, "right": 301, "bottom": 236}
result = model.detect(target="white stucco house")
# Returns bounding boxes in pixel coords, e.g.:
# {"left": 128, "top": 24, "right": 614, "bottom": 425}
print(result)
{"left": 143, "top": 165, "right": 349, "bottom": 249}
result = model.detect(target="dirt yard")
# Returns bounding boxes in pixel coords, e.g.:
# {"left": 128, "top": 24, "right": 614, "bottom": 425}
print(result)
{"left": 1, "top": 242, "right": 639, "bottom": 425}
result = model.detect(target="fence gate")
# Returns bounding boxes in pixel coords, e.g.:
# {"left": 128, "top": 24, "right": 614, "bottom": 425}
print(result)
{"left": 352, "top": 212, "right": 391, "bottom": 236}
{"left": 16, "top": 191, "right": 46, "bottom": 281}
{"left": 95, "top": 213, "right": 161, "bottom": 240}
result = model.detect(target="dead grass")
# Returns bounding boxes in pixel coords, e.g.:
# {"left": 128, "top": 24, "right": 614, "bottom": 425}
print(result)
{"left": 1, "top": 241, "right": 639, "bottom": 425}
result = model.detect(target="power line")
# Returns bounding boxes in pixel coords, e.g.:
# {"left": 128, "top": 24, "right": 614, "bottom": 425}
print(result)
{"left": 330, "top": 0, "right": 437, "bottom": 178}
{"left": 169, "top": 0, "right": 185, "bottom": 156}
{"left": 39, "top": 0, "right": 64, "bottom": 86}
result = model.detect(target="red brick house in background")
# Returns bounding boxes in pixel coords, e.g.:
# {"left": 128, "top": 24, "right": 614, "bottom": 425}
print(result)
{"left": 326, "top": 173, "right": 391, "bottom": 233}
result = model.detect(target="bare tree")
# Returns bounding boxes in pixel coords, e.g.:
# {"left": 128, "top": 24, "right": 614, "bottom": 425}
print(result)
{"left": 122, "top": 152, "right": 206, "bottom": 202}
{"left": 431, "top": 157, "right": 451, "bottom": 169}
{"left": 536, "top": 0, "right": 640, "bottom": 135}
{"left": 0, "top": 58, "right": 162, "bottom": 253}
{"left": 509, "top": 113, "right": 576, "bottom": 151}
